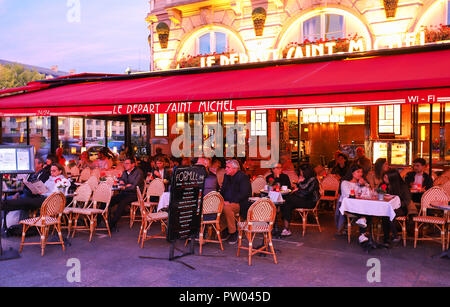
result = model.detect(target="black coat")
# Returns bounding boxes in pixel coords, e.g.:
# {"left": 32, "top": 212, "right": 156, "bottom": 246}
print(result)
{"left": 220, "top": 171, "right": 252, "bottom": 218}
{"left": 404, "top": 171, "right": 433, "bottom": 190}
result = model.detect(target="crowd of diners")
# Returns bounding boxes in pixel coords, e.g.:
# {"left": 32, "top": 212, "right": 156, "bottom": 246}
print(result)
{"left": 0, "top": 144, "right": 443, "bottom": 249}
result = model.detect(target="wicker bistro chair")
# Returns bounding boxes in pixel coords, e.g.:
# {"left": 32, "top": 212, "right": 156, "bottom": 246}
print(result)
{"left": 19, "top": 192, "right": 66, "bottom": 256}
{"left": 291, "top": 197, "right": 322, "bottom": 237}
{"left": 70, "top": 182, "right": 112, "bottom": 242}
{"left": 136, "top": 187, "right": 168, "bottom": 248}
{"left": 130, "top": 178, "right": 165, "bottom": 228}
{"left": 63, "top": 183, "right": 93, "bottom": 236}
{"left": 433, "top": 175, "right": 448, "bottom": 187}
{"left": 86, "top": 176, "right": 99, "bottom": 192}
{"left": 251, "top": 176, "right": 267, "bottom": 196}
{"left": 190, "top": 191, "right": 225, "bottom": 255}
{"left": 237, "top": 198, "right": 277, "bottom": 266}
{"left": 440, "top": 180, "right": 450, "bottom": 198}
{"left": 413, "top": 186, "right": 448, "bottom": 251}
{"left": 78, "top": 168, "right": 91, "bottom": 182}
{"left": 319, "top": 175, "right": 340, "bottom": 210}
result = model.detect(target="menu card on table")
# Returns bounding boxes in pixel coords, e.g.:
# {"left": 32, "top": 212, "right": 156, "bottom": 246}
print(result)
{"left": 167, "top": 165, "right": 207, "bottom": 242}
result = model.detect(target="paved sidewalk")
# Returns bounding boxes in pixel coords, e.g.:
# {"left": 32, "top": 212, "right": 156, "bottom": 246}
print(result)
{"left": 0, "top": 213, "right": 449, "bottom": 287}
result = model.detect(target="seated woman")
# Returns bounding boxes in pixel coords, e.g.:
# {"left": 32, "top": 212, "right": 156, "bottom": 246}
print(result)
{"left": 379, "top": 168, "right": 411, "bottom": 246}
{"left": 335, "top": 164, "right": 371, "bottom": 243}
{"left": 280, "top": 164, "right": 320, "bottom": 236}
{"left": 2, "top": 163, "right": 67, "bottom": 214}
{"left": 366, "top": 158, "right": 389, "bottom": 190}
{"left": 265, "top": 163, "right": 292, "bottom": 190}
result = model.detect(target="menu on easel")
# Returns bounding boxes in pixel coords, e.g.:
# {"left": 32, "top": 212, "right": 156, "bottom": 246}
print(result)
{"left": 0, "top": 145, "right": 35, "bottom": 174}
{"left": 167, "top": 165, "right": 206, "bottom": 242}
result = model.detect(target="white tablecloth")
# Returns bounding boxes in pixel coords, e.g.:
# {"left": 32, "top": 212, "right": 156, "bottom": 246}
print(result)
{"left": 340, "top": 196, "right": 401, "bottom": 221}
{"left": 157, "top": 192, "right": 171, "bottom": 212}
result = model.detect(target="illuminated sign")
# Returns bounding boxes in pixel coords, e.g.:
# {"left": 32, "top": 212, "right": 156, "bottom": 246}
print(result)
{"left": 196, "top": 31, "right": 426, "bottom": 67}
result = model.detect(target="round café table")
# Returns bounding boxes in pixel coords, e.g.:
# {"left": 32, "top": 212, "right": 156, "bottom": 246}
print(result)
{"left": 429, "top": 202, "right": 450, "bottom": 259}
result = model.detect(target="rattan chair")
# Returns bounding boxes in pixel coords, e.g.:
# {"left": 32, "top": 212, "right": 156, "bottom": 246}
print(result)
{"left": 433, "top": 175, "right": 448, "bottom": 186}
{"left": 19, "top": 192, "right": 66, "bottom": 256}
{"left": 196, "top": 191, "right": 225, "bottom": 254}
{"left": 78, "top": 168, "right": 91, "bottom": 182}
{"left": 63, "top": 183, "right": 92, "bottom": 236}
{"left": 440, "top": 180, "right": 450, "bottom": 197}
{"left": 86, "top": 176, "right": 99, "bottom": 192}
{"left": 69, "top": 166, "right": 80, "bottom": 181}
{"left": 319, "top": 175, "right": 340, "bottom": 210}
{"left": 70, "top": 182, "right": 112, "bottom": 242}
{"left": 292, "top": 198, "right": 322, "bottom": 237}
{"left": 136, "top": 186, "right": 168, "bottom": 248}
{"left": 413, "top": 186, "right": 448, "bottom": 251}
{"left": 237, "top": 198, "right": 277, "bottom": 265}
{"left": 130, "top": 178, "right": 165, "bottom": 228}
{"left": 251, "top": 176, "right": 266, "bottom": 196}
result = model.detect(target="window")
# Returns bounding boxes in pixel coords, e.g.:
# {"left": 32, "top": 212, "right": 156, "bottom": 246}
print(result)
{"left": 250, "top": 110, "right": 267, "bottom": 136}
{"left": 198, "top": 31, "right": 227, "bottom": 54}
{"left": 155, "top": 114, "right": 168, "bottom": 137}
{"left": 378, "top": 105, "right": 401, "bottom": 135}
{"left": 87, "top": 130, "right": 92, "bottom": 138}
{"left": 303, "top": 14, "right": 344, "bottom": 42}
{"left": 96, "top": 130, "right": 101, "bottom": 137}
{"left": 448, "top": 1, "right": 450, "bottom": 25}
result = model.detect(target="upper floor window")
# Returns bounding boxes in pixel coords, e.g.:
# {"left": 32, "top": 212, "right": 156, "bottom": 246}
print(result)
{"left": 198, "top": 31, "right": 227, "bottom": 54}
{"left": 448, "top": 1, "right": 450, "bottom": 24}
{"left": 303, "top": 14, "right": 344, "bottom": 42}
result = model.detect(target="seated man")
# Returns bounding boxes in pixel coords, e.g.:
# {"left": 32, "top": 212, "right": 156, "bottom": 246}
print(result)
{"left": 404, "top": 158, "right": 433, "bottom": 203}
{"left": 219, "top": 159, "right": 252, "bottom": 244}
{"left": 108, "top": 157, "right": 144, "bottom": 231}
{"left": 196, "top": 157, "right": 219, "bottom": 196}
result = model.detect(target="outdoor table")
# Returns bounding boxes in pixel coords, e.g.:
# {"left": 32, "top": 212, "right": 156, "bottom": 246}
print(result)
{"left": 260, "top": 189, "right": 291, "bottom": 195}
{"left": 429, "top": 202, "right": 450, "bottom": 259}
{"left": 340, "top": 195, "right": 401, "bottom": 252}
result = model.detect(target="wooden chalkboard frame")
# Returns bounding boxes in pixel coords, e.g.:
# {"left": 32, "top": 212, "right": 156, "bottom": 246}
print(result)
{"left": 166, "top": 165, "right": 207, "bottom": 259}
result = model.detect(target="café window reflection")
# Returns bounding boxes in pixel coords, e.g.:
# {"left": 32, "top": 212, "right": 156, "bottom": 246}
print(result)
{"left": 155, "top": 114, "right": 168, "bottom": 137}
{"left": 250, "top": 110, "right": 267, "bottom": 136}
{"left": 378, "top": 105, "right": 401, "bottom": 135}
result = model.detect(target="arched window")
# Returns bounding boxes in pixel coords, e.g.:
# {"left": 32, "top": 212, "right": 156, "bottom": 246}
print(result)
{"left": 198, "top": 31, "right": 227, "bottom": 54}
{"left": 302, "top": 14, "right": 344, "bottom": 42}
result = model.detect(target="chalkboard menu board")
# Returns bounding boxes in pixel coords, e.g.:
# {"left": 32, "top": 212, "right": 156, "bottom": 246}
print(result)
{"left": 167, "top": 165, "right": 207, "bottom": 242}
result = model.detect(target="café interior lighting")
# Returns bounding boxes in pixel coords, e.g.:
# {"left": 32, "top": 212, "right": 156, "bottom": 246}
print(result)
{"left": 71, "top": 147, "right": 77, "bottom": 154}
{"left": 112, "top": 146, "right": 118, "bottom": 154}
{"left": 81, "top": 147, "right": 87, "bottom": 153}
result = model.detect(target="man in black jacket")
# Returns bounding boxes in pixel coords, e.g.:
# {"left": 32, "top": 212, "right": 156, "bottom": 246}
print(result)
{"left": 404, "top": 158, "right": 434, "bottom": 203}
{"left": 219, "top": 159, "right": 252, "bottom": 244}
{"left": 108, "top": 157, "right": 144, "bottom": 231}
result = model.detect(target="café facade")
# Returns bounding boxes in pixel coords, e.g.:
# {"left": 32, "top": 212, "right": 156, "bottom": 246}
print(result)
{"left": 1, "top": 0, "right": 450, "bottom": 172}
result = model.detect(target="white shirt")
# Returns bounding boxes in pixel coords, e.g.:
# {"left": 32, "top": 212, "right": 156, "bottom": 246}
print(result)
{"left": 44, "top": 175, "right": 66, "bottom": 197}
{"left": 414, "top": 173, "right": 424, "bottom": 186}
{"left": 339, "top": 180, "right": 370, "bottom": 203}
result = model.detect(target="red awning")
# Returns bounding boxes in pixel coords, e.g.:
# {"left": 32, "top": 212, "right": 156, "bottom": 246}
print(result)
{"left": 0, "top": 47, "right": 450, "bottom": 117}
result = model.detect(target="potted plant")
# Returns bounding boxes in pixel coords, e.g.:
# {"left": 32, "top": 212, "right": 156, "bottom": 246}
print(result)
{"left": 376, "top": 184, "right": 388, "bottom": 200}
{"left": 55, "top": 178, "right": 71, "bottom": 194}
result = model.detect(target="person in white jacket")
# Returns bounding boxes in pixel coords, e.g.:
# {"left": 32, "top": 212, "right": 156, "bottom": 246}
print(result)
{"left": 336, "top": 164, "right": 371, "bottom": 243}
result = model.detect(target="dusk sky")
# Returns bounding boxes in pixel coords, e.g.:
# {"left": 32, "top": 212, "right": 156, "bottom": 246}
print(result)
{"left": 0, "top": 0, "right": 151, "bottom": 74}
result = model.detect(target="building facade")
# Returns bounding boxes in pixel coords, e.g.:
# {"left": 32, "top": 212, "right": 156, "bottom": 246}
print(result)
{"left": 141, "top": 0, "right": 450, "bottom": 168}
